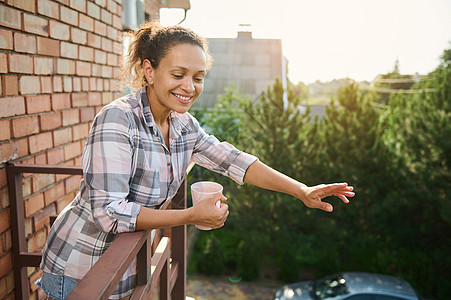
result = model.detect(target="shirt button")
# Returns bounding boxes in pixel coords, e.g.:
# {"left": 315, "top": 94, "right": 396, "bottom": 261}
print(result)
{"left": 167, "top": 161, "right": 171, "bottom": 166}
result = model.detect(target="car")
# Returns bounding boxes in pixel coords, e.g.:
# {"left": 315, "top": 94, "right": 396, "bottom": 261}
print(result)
{"left": 273, "top": 272, "right": 420, "bottom": 300}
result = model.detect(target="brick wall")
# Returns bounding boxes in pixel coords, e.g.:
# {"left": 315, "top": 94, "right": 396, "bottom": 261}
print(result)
{"left": 0, "top": 1, "right": 162, "bottom": 299}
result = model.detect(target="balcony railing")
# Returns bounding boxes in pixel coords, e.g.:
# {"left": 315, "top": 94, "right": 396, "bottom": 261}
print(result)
{"left": 7, "top": 162, "right": 188, "bottom": 300}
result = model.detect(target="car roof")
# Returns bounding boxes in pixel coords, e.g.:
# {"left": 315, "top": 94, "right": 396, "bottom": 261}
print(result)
{"left": 342, "top": 272, "right": 417, "bottom": 298}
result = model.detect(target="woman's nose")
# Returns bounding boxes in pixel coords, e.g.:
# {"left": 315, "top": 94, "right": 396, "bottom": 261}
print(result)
{"left": 181, "top": 77, "right": 195, "bottom": 92}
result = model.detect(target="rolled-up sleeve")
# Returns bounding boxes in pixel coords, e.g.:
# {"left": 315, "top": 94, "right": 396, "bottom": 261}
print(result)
{"left": 82, "top": 106, "right": 141, "bottom": 234}
{"left": 191, "top": 120, "right": 258, "bottom": 185}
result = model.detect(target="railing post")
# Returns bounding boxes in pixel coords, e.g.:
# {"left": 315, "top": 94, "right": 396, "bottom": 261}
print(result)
{"left": 171, "top": 178, "right": 187, "bottom": 300}
{"left": 6, "top": 163, "right": 29, "bottom": 300}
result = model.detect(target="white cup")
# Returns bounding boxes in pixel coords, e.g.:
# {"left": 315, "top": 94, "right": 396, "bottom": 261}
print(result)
{"left": 191, "top": 181, "right": 223, "bottom": 230}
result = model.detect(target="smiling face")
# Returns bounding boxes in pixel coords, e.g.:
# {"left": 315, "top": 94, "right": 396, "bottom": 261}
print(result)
{"left": 145, "top": 43, "right": 207, "bottom": 118}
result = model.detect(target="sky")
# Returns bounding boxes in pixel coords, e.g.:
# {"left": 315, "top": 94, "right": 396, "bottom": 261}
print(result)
{"left": 160, "top": 0, "right": 451, "bottom": 85}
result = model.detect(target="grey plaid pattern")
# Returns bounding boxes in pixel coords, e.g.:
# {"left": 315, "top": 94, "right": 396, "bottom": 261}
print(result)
{"left": 40, "top": 88, "right": 258, "bottom": 299}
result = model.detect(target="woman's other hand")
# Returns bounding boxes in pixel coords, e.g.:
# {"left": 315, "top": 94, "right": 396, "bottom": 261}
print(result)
{"left": 298, "top": 183, "right": 355, "bottom": 212}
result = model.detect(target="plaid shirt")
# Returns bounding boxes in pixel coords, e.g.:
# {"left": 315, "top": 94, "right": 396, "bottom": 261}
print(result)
{"left": 40, "top": 88, "right": 257, "bottom": 299}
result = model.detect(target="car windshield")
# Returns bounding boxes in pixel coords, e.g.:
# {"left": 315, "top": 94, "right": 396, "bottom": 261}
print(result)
{"left": 313, "top": 274, "right": 349, "bottom": 299}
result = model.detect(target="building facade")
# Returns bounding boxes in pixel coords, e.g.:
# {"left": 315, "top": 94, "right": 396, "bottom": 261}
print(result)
{"left": 194, "top": 30, "right": 287, "bottom": 109}
{"left": 0, "top": 1, "right": 189, "bottom": 299}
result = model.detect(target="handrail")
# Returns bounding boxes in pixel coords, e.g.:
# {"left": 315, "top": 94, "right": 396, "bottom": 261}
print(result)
{"left": 6, "top": 162, "right": 187, "bottom": 300}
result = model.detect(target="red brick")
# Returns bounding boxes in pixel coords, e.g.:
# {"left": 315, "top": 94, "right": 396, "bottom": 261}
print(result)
{"left": 1, "top": 229, "right": 12, "bottom": 252}
{"left": 8, "top": 0, "right": 35, "bottom": 13}
{"left": 72, "top": 123, "right": 89, "bottom": 140}
{"left": 100, "top": 8, "right": 112, "bottom": 25}
{"left": 76, "top": 61, "right": 91, "bottom": 76}
{"left": 0, "top": 28, "right": 13, "bottom": 50}
{"left": 0, "top": 187, "right": 9, "bottom": 209}
{"left": 0, "top": 5, "right": 21, "bottom": 30}
{"left": 46, "top": 147, "right": 64, "bottom": 165}
{"left": 60, "top": 41, "right": 78, "bottom": 59}
{"left": 107, "top": 53, "right": 117, "bottom": 66}
{"left": 113, "top": 41, "right": 121, "bottom": 55}
{"left": 26, "top": 94, "right": 51, "bottom": 114}
{"left": 24, "top": 192, "right": 44, "bottom": 217}
{"left": 107, "top": 25, "right": 118, "bottom": 41}
{"left": 62, "top": 109, "right": 79, "bottom": 126}
{"left": 94, "top": 20, "right": 106, "bottom": 36}
{"left": 49, "top": 20, "right": 69, "bottom": 41}
{"left": 102, "top": 65, "right": 112, "bottom": 78}
{"left": 60, "top": 6, "right": 78, "bottom": 26}
{"left": 13, "top": 32, "right": 36, "bottom": 54}
{"left": 107, "top": 0, "right": 118, "bottom": 15}
{"left": 0, "top": 96, "right": 25, "bottom": 118}
{"left": 63, "top": 76, "right": 72, "bottom": 92}
{"left": 32, "top": 173, "right": 55, "bottom": 193}
{"left": 79, "top": 45, "right": 93, "bottom": 61}
{"left": 101, "top": 36, "right": 112, "bottom": 52}
{"left": 40, "top": 112, "right": 62, "bottom": 131}
{"left": 0, "top": 167, "right": 6, "bottom": 187}
{"left": 11, "top": 116, "right": 39, "bottom": 138}
{"left": 0, "top": 209, "right": 10, "bottom": 233}
{"left": 91, "top": 63, "right": 101, "bottom": 77}
{"left": 70, "top": 0, "right": 86, "bottom": 13}
{"left": 81, "top": 77, "right": 89, "bottom": 91}
{"left": 2, "top": 75, "right": 19, "bottom": 95}
{"left": 95, "top": 0, "right": 106, "bottom": 8}
{"left": 37, "top": 0, "right": 59, "bottom": 19}
{"left": 20, "top": 76, "right": 41, "bottom": 95}
{"left": 29, "top": 132, "right": 53, "bottom": 154}
{"left": 34, "top": 57, "right": 54, "bottom": 75}
{"left": 55, "top": 0, "right": 69, "bottom": 5}
{"left": 70, "top": 27, "right": 87, "bottom": 45}
{"left": 87, "top": 1, "right": 100, "bottom": 19}
{"left": 94, "top": 49, "right": 106, "bottom": 64}
{"left": 34, "top": 152, "right": 47, "bottom": 164}
{"left": 103, "top": 78, "right": 110, "bottom": 91}
{"left": 65, "top": 174, "right": 82, "bottom": 191}
{"left": 102, "top": 92, "right": 113, "bottom": 105}
{"left": 51, "top": 93, "right": 71, "bottom": 110}
{"left": 44, "top": 181, "right": 65, "bottom": 206}
{"left": 71, "top": 92, "right": 87, "bottom": 107}
{"left": 23, "top": 14, "right": 48, "bottom": 36}
{"left": 0, "top": 252, "right": 12, "bottom": 278}
{"left": 56, "top": 58, "right": 75, "bottom": 75}
{"left": 56, "top": 193, "right": 74, "bottom": 213}
{"left": 87, "top": 91, "right": 101, "bottom": 106}
{"left": 0, "top": 120, "right": 10, "bottom": 141}
{"left": 112, "top": 14, "right": 121, "bottom": 30}
{"left": 41, "top": 76, "right": 52, "bottom": 93}
{"left": 37, "top": 36, "right": 59, "bottom": 56}
{"left": 27, "top": 228, "right": 47, "bottom": 252}
{"left": 89, "top": 77, "right": 96, "bottom": 91}
{"left": 79, "top": 13, "right": 93, "bottom": 31}
{"left": 8, "top": 53, "right": 33, "bottom": 73}
{"left": 87, "top": 32, "right": 101, "bottom": 48}
{"left": 73, "top": 77, "right": 81, "bottom": 91}
{"left": 79, "top": 107, "right": 94, "bottom": 122}
{"left": 53, "top": 76, "right": 63, "bottom": 92}
{"left": 53, "top": 127, "right": 72, "bottom": 146}
{"left": 64, "top": 141, "right": 81, "bottom": 160}
{"left": 0, "top": 53, "right": 6, "bottom": 73}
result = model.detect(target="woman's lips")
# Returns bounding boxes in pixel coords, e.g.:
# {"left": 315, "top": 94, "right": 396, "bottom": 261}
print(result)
{"left": 172, "top": 92, "right": 192, "bottom": 104}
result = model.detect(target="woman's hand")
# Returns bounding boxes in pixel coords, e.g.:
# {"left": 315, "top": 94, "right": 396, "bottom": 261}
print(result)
{"left": 298, "top": 183, "right": 355, "bottom": 212}
{"left": 190, "top": 194, "right": 229, "bottom": 228}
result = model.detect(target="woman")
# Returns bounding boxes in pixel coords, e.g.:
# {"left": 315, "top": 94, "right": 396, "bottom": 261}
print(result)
{"left": 38, "top": 21, "right": 354, "bottom": 299}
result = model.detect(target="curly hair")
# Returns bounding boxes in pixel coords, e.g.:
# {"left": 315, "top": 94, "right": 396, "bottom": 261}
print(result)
{"left": 122, "top": 21, "right": 213, "bottom": 91}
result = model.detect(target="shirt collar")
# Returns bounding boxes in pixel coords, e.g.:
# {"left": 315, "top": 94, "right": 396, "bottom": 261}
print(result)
{"left": 137, "top": 87, "right": 190, "bottom": 138}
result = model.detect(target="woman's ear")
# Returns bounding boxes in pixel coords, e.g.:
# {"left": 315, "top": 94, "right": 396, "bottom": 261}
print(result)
{"left": 142, "top": 59, "right": 154, "bottom": 85}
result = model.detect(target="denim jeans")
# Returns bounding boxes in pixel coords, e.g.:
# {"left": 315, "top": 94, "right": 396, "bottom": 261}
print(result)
{"left": 36, "top": 271, "right": 78, "bottom": 300}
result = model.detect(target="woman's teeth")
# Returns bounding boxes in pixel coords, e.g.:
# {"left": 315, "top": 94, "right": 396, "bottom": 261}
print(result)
{"left": 173, "top": 93, "right": 191, "bottom": 101}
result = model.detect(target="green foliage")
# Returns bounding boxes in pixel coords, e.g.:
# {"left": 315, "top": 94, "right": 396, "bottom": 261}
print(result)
{"left": 188, "top": 46, "right": 451, "bottom": 299}
{"left": 194, "top": 233, "right": 226, "bottom": 276}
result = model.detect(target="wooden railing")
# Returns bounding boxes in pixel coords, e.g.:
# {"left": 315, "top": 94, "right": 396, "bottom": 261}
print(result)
{"left": 7, "top": 163, "right": 187, "bottom": 300}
